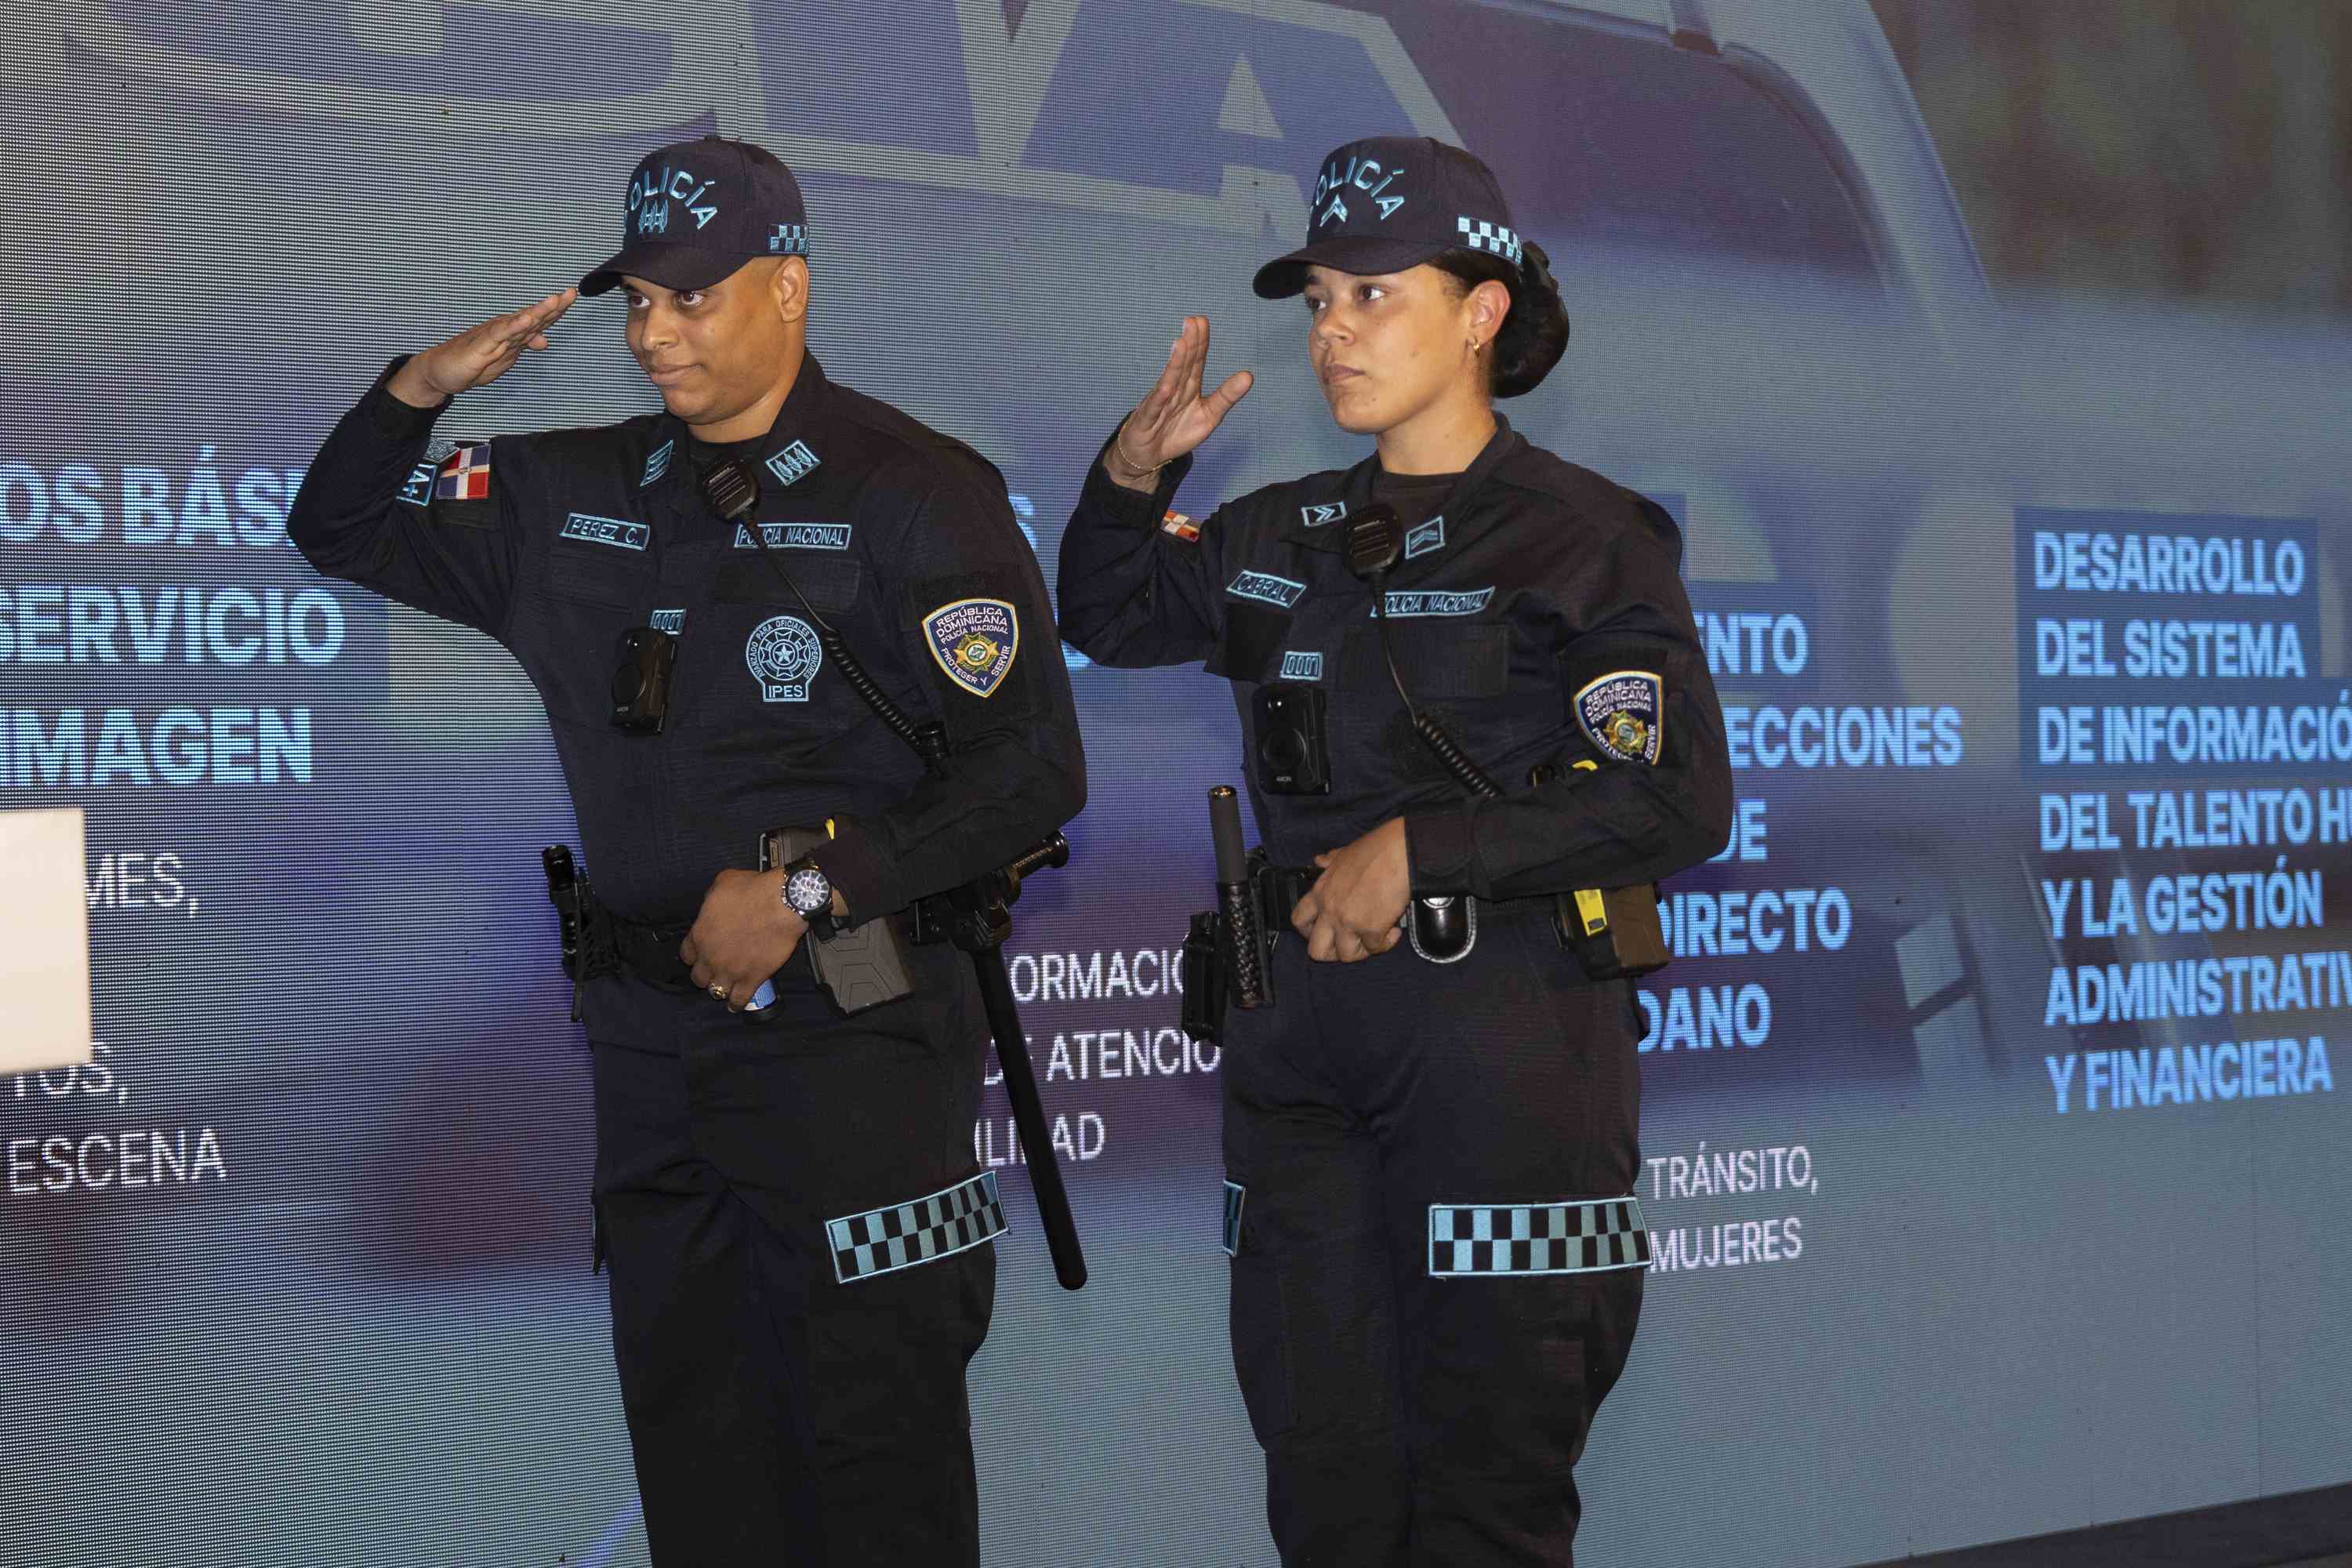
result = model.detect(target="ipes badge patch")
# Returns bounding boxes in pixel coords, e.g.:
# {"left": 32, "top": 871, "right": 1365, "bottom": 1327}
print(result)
{"left": 747, "top": 615, "right": 822, "bottom": 702}
{"left": 923, "top": 597, "right": 1019, "bottom": 699}
{"left": 1574, "top": 670, "right": 1665, "bottom": 764}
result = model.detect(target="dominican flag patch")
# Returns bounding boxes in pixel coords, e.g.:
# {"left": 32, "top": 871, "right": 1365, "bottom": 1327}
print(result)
{"left": 1573, "top": 670, "right": 1664, "bottom": 764}
{"left": 1161, "top": 510, "right": 1200, "bottom": 543}
{"left": 433, "top": 441, "right": 492, "bottom": 502}
{"left": 922, "top": 597, "right": 1019, "bottom": 699}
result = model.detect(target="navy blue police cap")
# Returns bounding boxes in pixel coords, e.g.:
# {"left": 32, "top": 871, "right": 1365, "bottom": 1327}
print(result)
{"left": 580, "top": 135, "right": 810, "bottom": 297}
{"left": 1253, "top": 135, "right": 1523, "bottom": 299}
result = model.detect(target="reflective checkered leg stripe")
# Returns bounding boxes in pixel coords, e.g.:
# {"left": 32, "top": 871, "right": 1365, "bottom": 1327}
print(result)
{"left": 1457, "top": 215, "right": 1523, "bottom": 264}
{"left": 1428, "top": 1196, "right": 1649, "bottom": 1277}
{"left": 829, "top": 1171, "right": 1006, "bottom": 1284}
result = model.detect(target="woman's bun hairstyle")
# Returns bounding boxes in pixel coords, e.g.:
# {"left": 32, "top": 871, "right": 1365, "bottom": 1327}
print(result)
{"left": 1431, "top": 239, "right": 1571, "bottom": 398}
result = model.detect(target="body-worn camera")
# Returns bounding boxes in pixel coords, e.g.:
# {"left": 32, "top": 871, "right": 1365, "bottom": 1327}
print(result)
{"left": 612, "top": 626, "right": 677, "bottom": 732}
{"left": 1253, "top": 681, "right": 1330, "bottom": 795}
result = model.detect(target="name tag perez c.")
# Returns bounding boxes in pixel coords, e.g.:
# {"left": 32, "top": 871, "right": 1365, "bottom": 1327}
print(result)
{"left": 560, "top": 512, "right": 651, "bottom": 551}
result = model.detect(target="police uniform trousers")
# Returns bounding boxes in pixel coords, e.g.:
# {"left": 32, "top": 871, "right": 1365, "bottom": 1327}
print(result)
{"left": 1221, "top": 902, "right": 1645, "bottom": 1567}
{"left": 585, "top": 938, "right": 996, "bottom": 1566}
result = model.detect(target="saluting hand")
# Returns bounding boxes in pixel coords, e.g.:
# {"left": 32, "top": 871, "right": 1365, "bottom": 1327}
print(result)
{"left": 387, "top": 289, "right": 579, "bottom": 409}
{"left": 1103, "top": 315, "right": 1254, "bottom": 492}
{"left": 1293, "top": 818, "right": 1412, "bottom": 964}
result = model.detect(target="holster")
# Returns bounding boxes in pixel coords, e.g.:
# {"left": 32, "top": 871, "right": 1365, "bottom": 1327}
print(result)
{"left": 760, "top": 827, "right": 918, "bottom": 1015}
{"left": 542, "top": 844, "right": 694, "bottom": 1016}
{"left": 1179, "top": 912, "right": 1228, "bottom": 1044}
{"left": 1181, "top": 849, "right": 1294, "bottom": 1044}
{"left": 1523, "top": 759, "right": 1672, "bottom": 980}
{"left": 1554, "top": 885, "right": 1670, "bottom": 978}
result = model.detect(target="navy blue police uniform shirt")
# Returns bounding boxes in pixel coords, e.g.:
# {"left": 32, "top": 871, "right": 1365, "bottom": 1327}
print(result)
{"left": 1057, "top": 417, "right": 1731, "bottom": 899}
{"left": 289, "top": 352, "right": 1085, "bottom": 931}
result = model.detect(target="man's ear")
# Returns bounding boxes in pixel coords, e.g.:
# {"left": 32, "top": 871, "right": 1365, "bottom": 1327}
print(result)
{"left": 770, "top": 256, "right": 811, "bottom": 325}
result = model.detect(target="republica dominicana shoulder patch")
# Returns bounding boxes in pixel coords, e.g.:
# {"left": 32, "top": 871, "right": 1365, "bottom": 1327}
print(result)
{"left": 923, "top": 597, "right": 1019, "bottom": 699}
{"left": 1574, "top": 670, "right": 1664, "bottom": 764}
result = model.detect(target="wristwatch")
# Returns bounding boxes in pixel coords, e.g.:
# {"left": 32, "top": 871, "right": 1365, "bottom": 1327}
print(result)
{"left": 782, "top": 855, "right": 836, "bottom": 934}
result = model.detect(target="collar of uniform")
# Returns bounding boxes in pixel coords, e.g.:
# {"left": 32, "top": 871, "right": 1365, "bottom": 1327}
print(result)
{"left": 634, "top": 350, "right": 831, "bottom": 523}
{"left": 755, "top": 349, "right": 829, "bottom": 485}
{"left": 1272, "top": 414, "right": 1525, "bottom": 560}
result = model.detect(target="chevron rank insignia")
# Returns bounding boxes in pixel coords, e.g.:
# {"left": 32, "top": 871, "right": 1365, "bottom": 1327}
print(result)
{"left": 1573, "top": 670, "right": 1664, "bottom": 764}
{"left": 922, "top": 597, "right": 1019, "bottom": 699}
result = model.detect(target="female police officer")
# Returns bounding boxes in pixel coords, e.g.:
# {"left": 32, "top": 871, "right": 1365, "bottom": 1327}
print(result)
{"left": 1058, "top": 136, "right": 1731, "bottom": 1565}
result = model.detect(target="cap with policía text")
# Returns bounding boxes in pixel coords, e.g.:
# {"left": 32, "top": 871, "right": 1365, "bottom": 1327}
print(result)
{"left": 580, "top": 135, "right": 811, "bottom": 297}
{"left": 1252, "top": 135, "right": 1523, "bottom": 299}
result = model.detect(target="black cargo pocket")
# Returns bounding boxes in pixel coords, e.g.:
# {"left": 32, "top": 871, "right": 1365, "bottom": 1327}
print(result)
{"left": 1207, "top": 600, "right": 1291, "bottom": 682}
{"left": 530, "top": 550, "right": 655, "bottom": 723}
{"left": 1385, "top": 620, "right": 1509, "bottom": 701}
{"left": 545, "top": 546, "right": 648, "bottom": 610}
{"left": 678, "top": 556, "right": 866, "bottom": 731}
{"left": 1337, "top": 617, "right": 1524, "bottom": 768}
{"left": 1227, "top": 1249, "right": 1297, "bottom": 1445}
{"left": 713, "top": 553, "right": 863, "bottom": 613}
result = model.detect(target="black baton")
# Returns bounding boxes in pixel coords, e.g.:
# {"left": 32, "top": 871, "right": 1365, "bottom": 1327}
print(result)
{"left": 1210, "top": 786, "right": 1270, "bottom": 1007}
{"left": 939, "top": 835, "right": 1087, "bottom": 1290}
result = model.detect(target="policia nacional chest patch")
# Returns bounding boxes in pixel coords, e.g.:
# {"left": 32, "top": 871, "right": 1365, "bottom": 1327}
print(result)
{"left": 1573, "top": 670, "right": 1664, "bottom": 764}
{"left": 922, "top": 597, "right": 1019, "bottom": 699}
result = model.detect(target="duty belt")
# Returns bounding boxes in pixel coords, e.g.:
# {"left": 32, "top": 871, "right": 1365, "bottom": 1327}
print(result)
{"left": 566, "top": 891, "right": 923, "bottom": 994}
{"left": 568, "top": 896, "right": 696, "bottom": 992}
{"left": 1251, "top": 863, "right": 1558, "bottom": 926}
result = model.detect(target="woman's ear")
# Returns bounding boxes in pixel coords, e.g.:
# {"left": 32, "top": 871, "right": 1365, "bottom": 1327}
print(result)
{"left": 1471, "top": 277, "right": 1512, "bottom": 343}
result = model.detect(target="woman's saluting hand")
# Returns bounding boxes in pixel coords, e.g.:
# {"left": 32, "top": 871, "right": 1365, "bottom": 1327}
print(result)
{"left": 1102, "top": 315, "right": 1254, "bottom": 492}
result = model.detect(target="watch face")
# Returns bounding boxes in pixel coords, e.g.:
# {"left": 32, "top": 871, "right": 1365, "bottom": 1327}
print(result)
{"left": 786, "top": 866, "right": 830, "bottom": 915}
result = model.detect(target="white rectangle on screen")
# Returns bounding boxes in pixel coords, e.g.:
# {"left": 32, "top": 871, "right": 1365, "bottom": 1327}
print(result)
{"left": 0, "top": 808, "right": 93, "bottom": 1073}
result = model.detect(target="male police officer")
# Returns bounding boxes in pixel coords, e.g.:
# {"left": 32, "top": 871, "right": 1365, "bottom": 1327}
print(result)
{"left": 288, "top": 136, "right": 1084, "bottom": 1565}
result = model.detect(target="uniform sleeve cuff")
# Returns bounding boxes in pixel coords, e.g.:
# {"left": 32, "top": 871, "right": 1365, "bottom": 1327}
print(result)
{"left": 1406, "top": 806, "right": 1479, "bottom": 897}
{"left": 365, "top": 355, "right": 448, "bottom": 441}
{"left": 1081, "top": 423, "right": 1193, "bottom": 526}
{"left": 808, "top": 818, "right": 894, "bottom": 924}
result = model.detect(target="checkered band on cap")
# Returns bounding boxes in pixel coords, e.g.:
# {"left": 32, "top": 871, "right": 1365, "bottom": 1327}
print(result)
{"left": 1456, "top": 215, "right": 1523, "bottom": 265}
{"left": 829, "top": 1171, "right": 1007, "bottom": 1284}
{"left": 1428, "top": 1196, "right": 1649, "bottom": 1277}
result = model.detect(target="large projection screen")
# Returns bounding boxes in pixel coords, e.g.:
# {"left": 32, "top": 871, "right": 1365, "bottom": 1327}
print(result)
{"left": 3, "top": 2, "right": 2347, "bottom": 1564}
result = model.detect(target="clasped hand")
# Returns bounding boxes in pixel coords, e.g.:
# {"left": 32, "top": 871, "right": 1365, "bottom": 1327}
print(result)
{"left": 681, "top": 868, "right": 807, "bottom": 1011}
{"left": 1290, "top": 817, "right": 1411, "bottom": 964}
